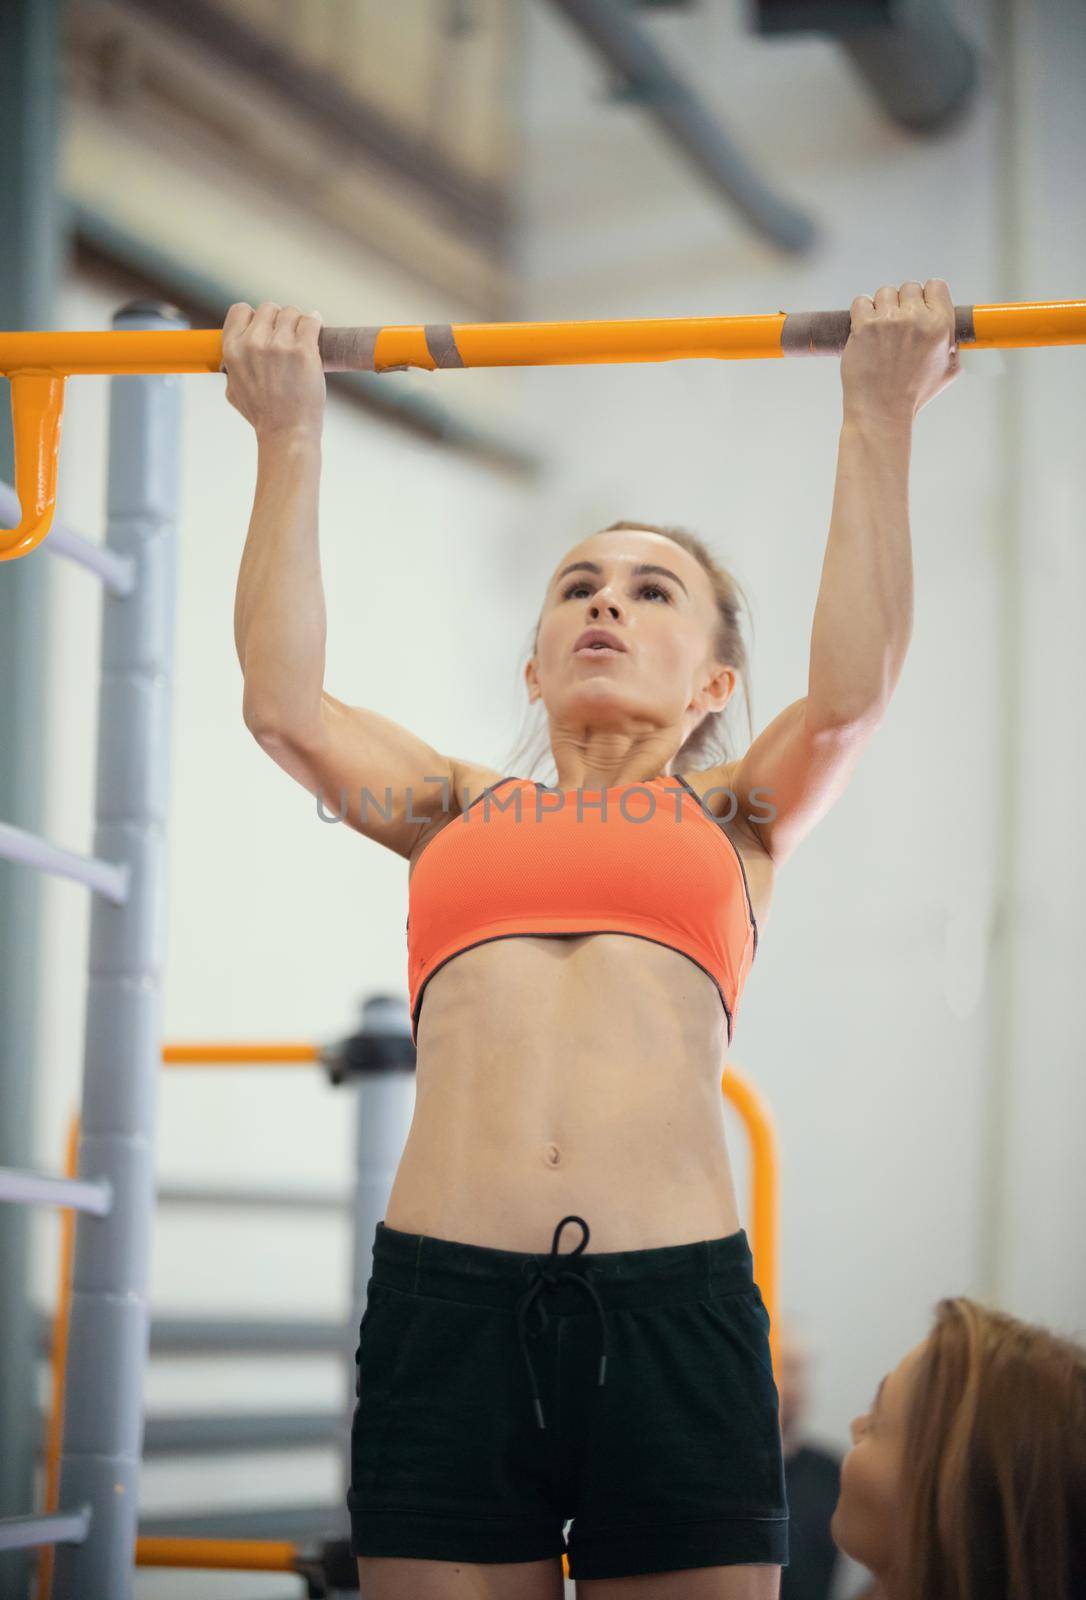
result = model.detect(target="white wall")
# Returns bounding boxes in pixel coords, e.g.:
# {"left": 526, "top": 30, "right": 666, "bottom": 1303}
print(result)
{"left": 515, "top": 0, "right": 1085, "bottom": 1464}
{"left": 24, "top": 0, "right": 1085, "bottom": 1593}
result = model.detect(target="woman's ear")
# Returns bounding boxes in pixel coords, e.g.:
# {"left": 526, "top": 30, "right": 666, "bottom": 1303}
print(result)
{"left": 698, "top": 663, "right": 736, "bottom": 716}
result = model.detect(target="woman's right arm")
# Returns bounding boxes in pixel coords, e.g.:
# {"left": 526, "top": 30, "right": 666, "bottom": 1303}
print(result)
{"left": 224, "top": 299, "right": 465, "bottom": 860}
{"left": 226, "top": 300, "right": 328, "bottom": 742}
{"left": 235, "top": 428, "right": 326, "bottom": 740}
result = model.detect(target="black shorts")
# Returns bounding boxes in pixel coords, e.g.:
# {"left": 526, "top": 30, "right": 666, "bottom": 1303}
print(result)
{"left": 348, "top": 1214, "right": 789, "bottom": 1581}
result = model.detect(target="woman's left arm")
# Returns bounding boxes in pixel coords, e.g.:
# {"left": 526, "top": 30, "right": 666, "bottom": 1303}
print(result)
{"left": 803, "top": 406, "right": 914, "bottom": 729}
{"left": 724, "top": 279, "right": 960, "bottom": 866}
{"left": 808, "top": 278, "right": 960, "bottom": 726}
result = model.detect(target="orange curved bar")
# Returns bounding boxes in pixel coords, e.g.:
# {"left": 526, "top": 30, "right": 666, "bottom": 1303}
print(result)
{"left": 721, "top": 1064, "right": 781, "bottom": 1373}
{"left": 135, "top": 1536, "right": 298, "bottom": 1572}
{"left": 1, "top": 373, "right": 66, "bottom": 560}
{"left": 162, "top": 1041, "right": 318, "bottom": 1065}
{"left": 3, "top": 298, "right": 1083, "bottom": 560}
{"left": 37, "top": 1113, "right": 80, "bottom": 1600}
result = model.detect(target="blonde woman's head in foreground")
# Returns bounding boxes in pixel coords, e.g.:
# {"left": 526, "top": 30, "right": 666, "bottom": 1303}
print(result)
{"left": 836, "top": 1297, "right": 1086, "bottom": 1600}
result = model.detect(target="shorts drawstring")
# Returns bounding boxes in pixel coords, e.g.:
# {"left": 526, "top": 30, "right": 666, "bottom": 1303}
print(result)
{"left": 514, "top": 1214, "right": 609, "bottom": 1430}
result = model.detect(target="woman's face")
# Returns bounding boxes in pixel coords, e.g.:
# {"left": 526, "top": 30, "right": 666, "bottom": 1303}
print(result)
{"left": 832, "top": 1336, "right": 928, "bottom": 1589}
{"left": 525, "top": 529, "right": 733, "bottom": 768}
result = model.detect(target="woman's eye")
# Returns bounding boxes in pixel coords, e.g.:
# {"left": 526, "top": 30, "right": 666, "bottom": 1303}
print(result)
{"left": 561, "top": 581, "right": 670, "bottom": 602}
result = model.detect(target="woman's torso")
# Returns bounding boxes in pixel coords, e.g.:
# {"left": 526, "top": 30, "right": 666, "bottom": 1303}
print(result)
{"left": 384, "top": 764, "right": 776, "bottom": 1255}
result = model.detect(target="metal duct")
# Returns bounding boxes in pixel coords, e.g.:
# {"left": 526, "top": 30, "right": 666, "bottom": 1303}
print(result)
{"left": 754, "top": 0, "right": 979, "bottom": 134}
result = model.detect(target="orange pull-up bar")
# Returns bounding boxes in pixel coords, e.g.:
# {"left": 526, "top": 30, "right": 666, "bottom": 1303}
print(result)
{"left": 1, "top": 296, "right": 1083, "bottom": 561}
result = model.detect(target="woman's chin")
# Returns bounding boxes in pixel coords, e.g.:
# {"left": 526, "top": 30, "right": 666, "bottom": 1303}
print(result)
{"left": 829, "top": 1496, "right": 859, "bottom": 1568}
{"left": 830, "top": 1496, "right": 884, "bottom": 1589}
{"left": 829, "top": 1500, "right": 846, "bottom": 1553}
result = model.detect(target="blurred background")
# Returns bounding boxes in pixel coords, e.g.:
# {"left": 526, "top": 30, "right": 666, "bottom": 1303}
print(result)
{"left": 1, "top": 0, "right": 1083, "bottom": 1596}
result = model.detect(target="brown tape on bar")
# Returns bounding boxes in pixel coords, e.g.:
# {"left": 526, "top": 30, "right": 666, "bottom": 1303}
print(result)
{"left": 424, "top": 324, "right": 466, "bottom": 369}
{"left": 955, "top": 305, "right": 975, "bottom": 346}
{"left": 780, "top": 310, "right": 851, "bottom": 356}
{"left": 318, "top": 326, "right": 384, "bottom": 372}
{"left": 781, "top": 304, "right": 976, "bottom": 356}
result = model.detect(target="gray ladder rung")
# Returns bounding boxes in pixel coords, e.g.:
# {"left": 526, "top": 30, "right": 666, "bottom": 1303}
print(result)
{"left": 0, "top": 480, "right": 136, "bottom": 595}
{"left": 137, "top": 1504, "right": 346, "bottom": 1542}
{"left": 142, "top": 1410, "right": 343, "bottom": 1453}
{"left": 0, "top": 1166, "right": 112, "bottom": 1216}
{"left": 149, "top": 1316, "right": 349, "bottom": 1355}
{"left": 0, "top": 1508, "right": 91, "bottom": 1553}
{"left": 0, "top": 819, "right": 129, "bottom": 902}
{"left": 156, "top": 1182, "right": 351, "bottom": 1213}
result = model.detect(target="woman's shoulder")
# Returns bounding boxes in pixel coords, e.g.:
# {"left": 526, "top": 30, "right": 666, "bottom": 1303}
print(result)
{"left": 680, "top": 763, "right": 776, "bottom": 928}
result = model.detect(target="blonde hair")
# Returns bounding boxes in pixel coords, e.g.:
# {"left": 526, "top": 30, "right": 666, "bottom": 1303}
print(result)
{"left": 505, "top": 520, "right": 754, "bottom": 781}
{"left": 897, "top": 1297, "right": 1086, "bottom": 1600}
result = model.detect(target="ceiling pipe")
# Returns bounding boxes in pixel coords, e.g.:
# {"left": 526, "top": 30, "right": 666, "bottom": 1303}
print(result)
{"left": 543, "top": 0, "right": 819, "bottom": 256}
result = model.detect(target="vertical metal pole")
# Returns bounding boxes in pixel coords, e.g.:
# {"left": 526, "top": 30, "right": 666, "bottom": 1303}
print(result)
{"left": 0, "top": 5, "right": 64, "bottom": 1594}
{"left": 53, "top": 302, "right": 187, "bottom": 1600}
{"left": 345, "top": 1062, "right": 369, "bottom": 1501}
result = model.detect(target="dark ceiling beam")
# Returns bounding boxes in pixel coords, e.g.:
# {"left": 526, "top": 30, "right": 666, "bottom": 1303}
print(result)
{"left": 543, "top": 0, "right": 818, "bottom": 256}
{"left": 69, "top": 201, "right": 540, "bottom": 481}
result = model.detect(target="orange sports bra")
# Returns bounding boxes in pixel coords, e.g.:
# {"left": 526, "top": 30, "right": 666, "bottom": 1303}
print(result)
{"left": 406, "top": 773, "right": 759, "bottom": 1047}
